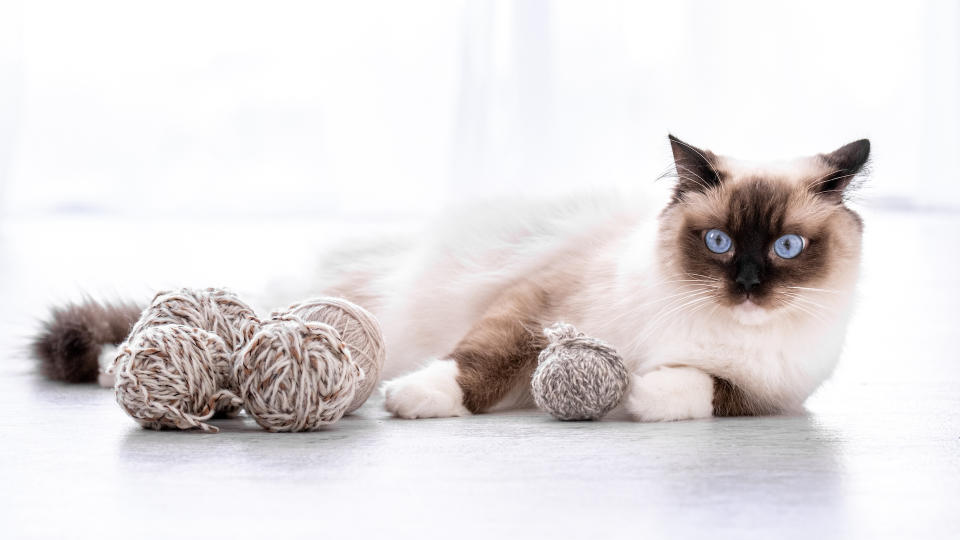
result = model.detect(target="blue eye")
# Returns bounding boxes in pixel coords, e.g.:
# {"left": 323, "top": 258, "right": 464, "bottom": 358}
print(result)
{"left": 704, "top": 229, "right": 732, "bottom": 254}
{"left": 774, "top": 234, "right": 804, "bottom": 259}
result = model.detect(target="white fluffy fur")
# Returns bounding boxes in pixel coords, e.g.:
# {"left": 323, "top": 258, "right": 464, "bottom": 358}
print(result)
{"left": 627, "top": 367, "right": 715, "bottom": 422}
{"left": 289, "top": 159, "right": 860, "bottom": 422}
{"left": 382, "top": 359, "right": 471, "bottom": 419}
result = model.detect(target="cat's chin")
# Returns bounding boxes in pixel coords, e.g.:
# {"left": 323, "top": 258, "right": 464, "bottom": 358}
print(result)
{"left": 729, "top": 300, "right": 774, "bottom": 326}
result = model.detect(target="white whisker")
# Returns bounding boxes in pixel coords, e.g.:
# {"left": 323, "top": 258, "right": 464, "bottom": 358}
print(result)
{"left": 781, "top": 292, "right": 832, "bottom": 313}
{"left": 792, "top": 304, "right": 828, "bottom": 325}
{"left": 604, "top": 288, "right": 713, "bottom": 326}
{"left": 634, "top": 293, "right": 717, "bottom": 346}
{"left": 786, "top": 286, "right": 840, "bottom": 294}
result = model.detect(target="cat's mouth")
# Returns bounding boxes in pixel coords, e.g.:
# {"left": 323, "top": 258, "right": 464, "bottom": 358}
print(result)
{"left": 723, "top": 290, "right": 768, "bottom": 308}
{"left": 729, "top": 297, "right": 774, "bottom": 325}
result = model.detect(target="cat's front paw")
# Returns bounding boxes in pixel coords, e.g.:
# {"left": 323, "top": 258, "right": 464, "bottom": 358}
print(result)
{"left": 382, "top": 359, "right": 471, "bottom": 419}
{"left": 627, "top": 366, "right": 714, "bottom": 422}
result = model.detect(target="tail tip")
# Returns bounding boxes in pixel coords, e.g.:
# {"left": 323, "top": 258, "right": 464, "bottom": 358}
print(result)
{"left": 32, "top": 318, "right": 102, "bottom": 383}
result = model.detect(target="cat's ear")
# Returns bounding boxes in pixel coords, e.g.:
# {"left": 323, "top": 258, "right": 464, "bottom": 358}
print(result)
{"left": 668, "top": 134, "right": 722, "bottom": 199}
{"left": 812, "top": 139, "right": 870, "bottom": 200}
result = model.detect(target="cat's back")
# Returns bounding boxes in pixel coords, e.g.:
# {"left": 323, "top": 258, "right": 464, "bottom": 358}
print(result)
{"left": 322, "top": 184, "right": 664, "bottom": 377}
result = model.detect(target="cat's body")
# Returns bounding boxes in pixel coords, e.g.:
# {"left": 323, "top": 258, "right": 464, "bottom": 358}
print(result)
{"left": 33, "top": 135, "right": 869, "bottom": 422}
{"left": 318, "top": 136, "right": 868, "bottom": 421}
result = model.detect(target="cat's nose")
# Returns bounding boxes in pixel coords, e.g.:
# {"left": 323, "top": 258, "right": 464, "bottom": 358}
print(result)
{"left": 735, "top": 261, "right": 762, "bottom": 291}
{"left": 736, "top": 274, "right": 761, "bottom": 291}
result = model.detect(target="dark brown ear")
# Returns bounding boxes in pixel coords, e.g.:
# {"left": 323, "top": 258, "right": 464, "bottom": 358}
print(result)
{"left": 814, "top": 139, "right": 870, "bottom": 200}
{"left": 668, "top": 134, "right": 722, "bottom": 200}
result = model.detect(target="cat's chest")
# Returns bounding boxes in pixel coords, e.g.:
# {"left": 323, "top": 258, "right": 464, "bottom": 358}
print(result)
{"left": 638, "top": 322, "right": 786, "bottom": 371}
{"left": 615, "top": 315, "right": 838, "bottom": 401}
{"left": 644, "top": 330, "right": 787, "bottom": 375}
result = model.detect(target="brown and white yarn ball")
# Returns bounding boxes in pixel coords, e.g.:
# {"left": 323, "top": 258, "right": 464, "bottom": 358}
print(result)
{"left": 276, "top": 297, "right": 385, "bottom": 413}
{"left": 234, "top": 314, "right": 363, "bottom": 432}
{"left": 109, "top": 288, "right": 383, "bottom": 433}
{"left": 531, "top": 322, "right": 629, "bottom": 421}
{"left": 112, "top": 324, "right": 242, "bottom": 433}
{"left": 128, "top": 288, "right": 261, "bottom": 414}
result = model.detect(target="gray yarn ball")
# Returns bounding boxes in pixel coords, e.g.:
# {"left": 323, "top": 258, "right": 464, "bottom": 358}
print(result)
{"left": 531, "top": 323, "right": 629, "bottom": 421}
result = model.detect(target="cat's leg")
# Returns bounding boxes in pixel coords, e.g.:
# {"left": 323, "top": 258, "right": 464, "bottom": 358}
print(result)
{"left": 711, "top": 376, "right": 778, "bottom": 417}
{"left": 626, "top": 366, "right": 715, "bottom": 422}
{"left": 383, "top": 282, "right": 549, "bottom": 419}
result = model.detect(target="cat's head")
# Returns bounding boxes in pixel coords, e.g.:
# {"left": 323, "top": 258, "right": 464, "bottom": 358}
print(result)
{"left": 658, "top": 135, "right": 869, "bottom": 325}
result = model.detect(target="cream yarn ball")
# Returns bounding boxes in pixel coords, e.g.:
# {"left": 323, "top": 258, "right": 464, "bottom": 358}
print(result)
{"left": 531, "top": 322, "right": 629, "bottom": 421}
{"left": 277, "top": 297, "right": 385, "bottom": 413}
{"left": 112, "top": 324, "right": 242, "bottom": 433}
{"left": 234, "top": 315, "right": 363, "bottom": 432}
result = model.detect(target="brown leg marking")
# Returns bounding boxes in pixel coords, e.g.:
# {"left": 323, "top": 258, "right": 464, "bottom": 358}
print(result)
{"left": 451, "top": 282, "right": 551, "bottom": 414}
{"left": 712, "top": 376, "right": 778, "bottom": 417}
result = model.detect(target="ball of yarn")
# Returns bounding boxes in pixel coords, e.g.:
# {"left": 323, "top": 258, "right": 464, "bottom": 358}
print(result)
{"left": 112, "top": 324, "right": 242, "bottom": 433}
{"left": 531, "top": 322, "right": 629, "bottom": 421}
{"left": 129, "top": 288, "right": 261, "bottom": 414}
{"left": 234, "top": 315, "right": 363, "bottom": 432}
{"left": 276, "top": 297, "right": 385, "bottom": 413}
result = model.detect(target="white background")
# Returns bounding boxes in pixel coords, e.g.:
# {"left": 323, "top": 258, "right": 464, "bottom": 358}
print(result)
{"left": 0, "top": 0, "right": 958, "bottom": 220}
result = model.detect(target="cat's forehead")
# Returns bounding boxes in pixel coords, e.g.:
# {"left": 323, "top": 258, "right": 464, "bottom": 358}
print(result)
{"left": 681, "top": 158, "right": 833, "bottom": 231}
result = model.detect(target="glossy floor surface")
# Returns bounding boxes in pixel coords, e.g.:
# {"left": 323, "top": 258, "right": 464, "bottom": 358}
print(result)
{"left": 0, "top": 209, "right": 958, "bottom": 539}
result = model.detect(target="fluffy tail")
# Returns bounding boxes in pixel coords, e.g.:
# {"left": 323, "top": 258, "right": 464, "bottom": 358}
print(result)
{"left": 32, "top": 300, "right": 144, "bottom": 383}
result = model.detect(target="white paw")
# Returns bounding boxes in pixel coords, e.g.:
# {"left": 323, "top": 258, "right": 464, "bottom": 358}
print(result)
{"left": 627, "top": 366, "right": 714, "bottom": 422}
{"left": 382, "top": 359, "right": 471, "bottom": 419}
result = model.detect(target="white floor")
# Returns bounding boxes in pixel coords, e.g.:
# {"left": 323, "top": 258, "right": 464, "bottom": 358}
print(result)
{"left": 0, "top": 208, "right": 958, "bottom": 539}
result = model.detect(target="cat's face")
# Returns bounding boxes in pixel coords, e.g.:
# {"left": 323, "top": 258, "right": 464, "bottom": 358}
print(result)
{"left": 658, "top": 136, "right": 869, "bottom": 325}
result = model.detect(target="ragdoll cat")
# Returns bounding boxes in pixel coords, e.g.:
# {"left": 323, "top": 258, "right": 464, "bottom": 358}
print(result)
{"left": 33, "top": 135, "right": 869, "bottom": 422}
